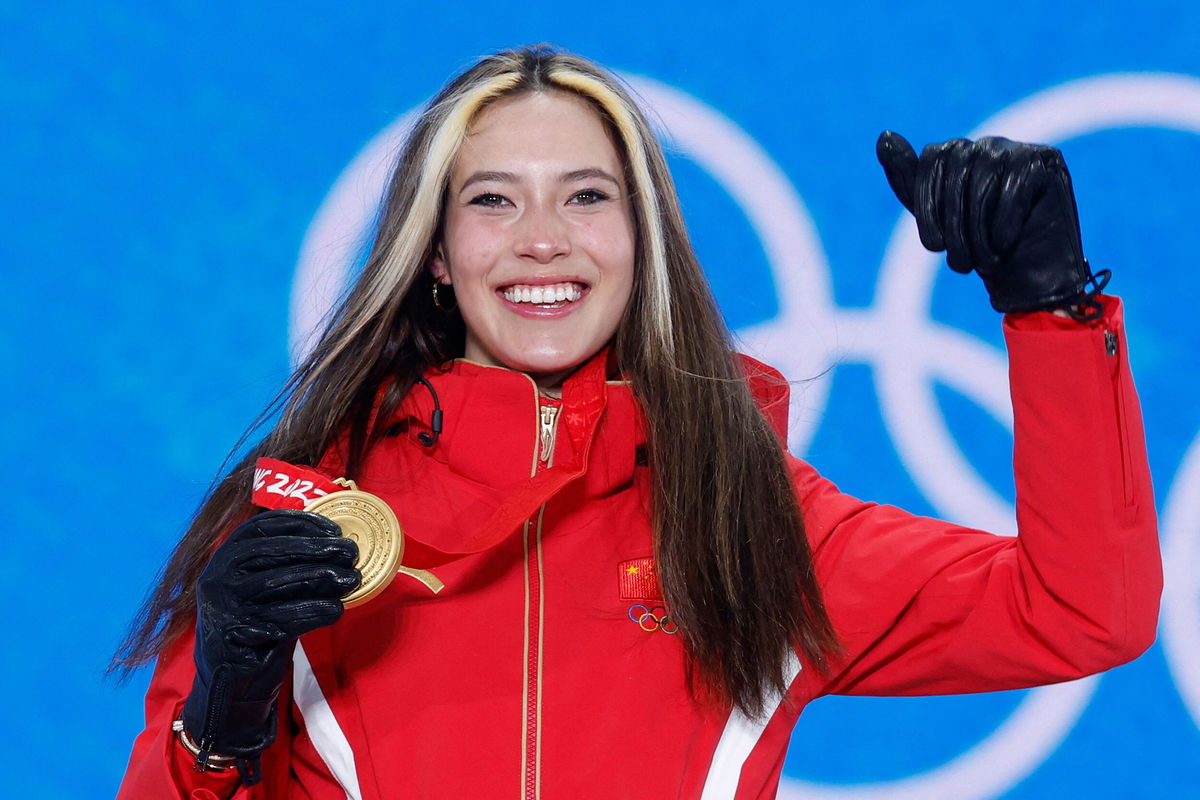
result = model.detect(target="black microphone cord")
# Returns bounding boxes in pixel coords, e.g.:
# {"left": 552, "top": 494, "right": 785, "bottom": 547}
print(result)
{"left": 415, "top": 376, "right": 443, "bottom": 447}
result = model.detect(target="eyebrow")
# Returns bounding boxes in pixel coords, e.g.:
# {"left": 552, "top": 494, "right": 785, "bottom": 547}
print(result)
{"left": 459, "top": 170, "right": 518, "bottom": 190}
{"left": 458, "top": 167, "right": 622, "bottom": 192}
{"left": 561, "top": 168, "right": 621, "bottom": 186}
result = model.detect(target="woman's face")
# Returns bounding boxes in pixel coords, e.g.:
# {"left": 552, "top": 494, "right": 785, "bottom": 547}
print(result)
{"left": 431, "top": 91, "right": 636, "bottom": 390}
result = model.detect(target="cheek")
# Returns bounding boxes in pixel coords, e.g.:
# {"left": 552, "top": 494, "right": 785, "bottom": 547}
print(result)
{"left": 579, "top": 218, "right": 636, "bottom": 272}
{"left": 443, "top": 219, "right": 502, "bottom": 278}
{"left": 611, "top": 238, "right": 637, "bottom": 295}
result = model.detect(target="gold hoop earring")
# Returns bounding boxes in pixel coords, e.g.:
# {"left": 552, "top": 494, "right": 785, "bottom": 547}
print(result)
{"left": 432, "top": 281, "right": 457, "bottom": 312}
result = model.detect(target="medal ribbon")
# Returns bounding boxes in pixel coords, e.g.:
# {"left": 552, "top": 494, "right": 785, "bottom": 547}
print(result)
{"left": 250, "top": 350, "right": 609, "bottom": 576}
{"left": 252, "top": 458, "right": 343, "bottom": 510}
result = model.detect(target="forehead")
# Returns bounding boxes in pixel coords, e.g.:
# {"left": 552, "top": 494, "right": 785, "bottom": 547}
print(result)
{"left": 454, "top": 91, "right": 623, "bottom": 176}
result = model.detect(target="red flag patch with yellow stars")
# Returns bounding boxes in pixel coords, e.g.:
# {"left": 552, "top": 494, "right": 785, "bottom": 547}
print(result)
{"left": 619, "top": 557, "right": 662, "bottom": 601}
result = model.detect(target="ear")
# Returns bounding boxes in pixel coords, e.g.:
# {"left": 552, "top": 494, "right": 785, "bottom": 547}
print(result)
{"left": 429, "top": 244, "right": 451, "bottom": 284}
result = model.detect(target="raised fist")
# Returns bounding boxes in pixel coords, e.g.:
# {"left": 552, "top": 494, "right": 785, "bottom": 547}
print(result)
{"left": 876, "top": 131, "right": 1108, "bottom": 320}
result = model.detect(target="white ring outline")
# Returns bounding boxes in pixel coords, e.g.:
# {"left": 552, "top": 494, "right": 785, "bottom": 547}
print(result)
{"left": 291, "top": 111, "right": 418, "bottom": 363}
{"left": 1162, "top": 430, "right": 1200, "bottom": 730}
{"left": 630, "top": 77, "right": 839, "bottom": 455}
{"left": 289, "top": 71, "right": 1200, "bottom": 799}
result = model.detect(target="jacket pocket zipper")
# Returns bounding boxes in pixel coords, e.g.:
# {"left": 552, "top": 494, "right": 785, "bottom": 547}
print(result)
{"left": 1105, "top": 329, "right": 1135, "bottom": 510}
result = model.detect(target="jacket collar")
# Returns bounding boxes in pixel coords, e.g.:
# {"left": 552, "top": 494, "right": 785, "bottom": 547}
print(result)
{"left": 379, "top": 349, "right": 641, "bottom": 501}
{"left": 378, "top": 350, "right": 791, "bottom": 489}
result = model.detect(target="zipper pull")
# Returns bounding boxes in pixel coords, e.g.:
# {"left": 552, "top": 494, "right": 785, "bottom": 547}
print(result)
{"left": 539, "top": 405, "right": 559, "bottom": 464}
{"left": 1105, "top": 330, "right": 1118, "bottom": 357}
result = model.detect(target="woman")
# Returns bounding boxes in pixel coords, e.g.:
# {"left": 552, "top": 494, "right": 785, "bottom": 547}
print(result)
{"left": 116, "top": 46, "right": 1160, "bottom": 799}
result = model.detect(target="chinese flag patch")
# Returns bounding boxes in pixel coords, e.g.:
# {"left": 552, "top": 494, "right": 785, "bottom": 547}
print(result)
{"left": 619, "top": 557, "right": 662, "bottom": 600}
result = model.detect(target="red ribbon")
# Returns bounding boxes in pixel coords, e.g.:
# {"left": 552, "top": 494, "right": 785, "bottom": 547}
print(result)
{"left": 252, "top": 458, "right": 342, "bottom": 510}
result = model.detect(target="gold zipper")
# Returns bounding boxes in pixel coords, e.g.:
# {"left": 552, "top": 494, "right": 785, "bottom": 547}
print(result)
{"left": 539, "top": 405, "right": 559, "bottom": 463}
{"left": 523, "top": 400, "right": 560, "bottom": 800}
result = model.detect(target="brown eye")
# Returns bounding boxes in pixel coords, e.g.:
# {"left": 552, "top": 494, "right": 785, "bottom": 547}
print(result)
{"left": 470, "top": 193, "right": 509, "bottom": 208}
{"left": 569, "top": 189, "right": 610, "bottom": 205}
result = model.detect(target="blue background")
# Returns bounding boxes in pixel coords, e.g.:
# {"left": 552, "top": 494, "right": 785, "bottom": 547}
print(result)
{"left": 3, "top": 1, "right": 1198, "bottom": 796}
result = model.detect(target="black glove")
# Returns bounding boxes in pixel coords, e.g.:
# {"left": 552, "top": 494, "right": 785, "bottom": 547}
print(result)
{"left": 180, "top": 509, "right": 360, "bottom": 784}
{"left": 876, "top": 131, "right": 1109, "bottom": 320}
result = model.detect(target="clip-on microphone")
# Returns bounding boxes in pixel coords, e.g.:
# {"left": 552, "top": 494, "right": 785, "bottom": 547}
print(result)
{"left": 414, "top": 376, "right": 443, "bottom": 447}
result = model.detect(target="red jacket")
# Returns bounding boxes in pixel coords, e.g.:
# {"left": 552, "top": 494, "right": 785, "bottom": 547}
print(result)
{"left": 118, "top": 297, "right": 1160, "bottom": 800}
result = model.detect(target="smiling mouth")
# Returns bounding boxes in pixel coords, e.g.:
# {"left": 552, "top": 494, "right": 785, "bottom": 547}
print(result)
{"left": 499, "top": 281, "right": 588, "bottom": 306}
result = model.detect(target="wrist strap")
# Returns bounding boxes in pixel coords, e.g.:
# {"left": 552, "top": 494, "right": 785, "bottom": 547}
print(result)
{"left": 1065, "top": 264, "right": 1111, "bottom": 323}
{"left": 172, "top": 719, "right": 237, "bottom": 772}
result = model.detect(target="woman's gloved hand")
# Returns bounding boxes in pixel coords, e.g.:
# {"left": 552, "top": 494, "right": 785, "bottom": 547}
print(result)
{"left": 876, "top": 131, "right": 1109, "bottom": 320}
{"left": 180, "top": 509, "right": 360, "bottom": 784}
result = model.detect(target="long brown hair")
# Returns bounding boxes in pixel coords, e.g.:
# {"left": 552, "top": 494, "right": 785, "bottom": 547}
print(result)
{"left": 113, "top": 45, "right": 837, "bottom": 716}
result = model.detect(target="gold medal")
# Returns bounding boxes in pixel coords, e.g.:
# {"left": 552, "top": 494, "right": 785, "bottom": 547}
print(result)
{"left": 305, "top": 478, "right": 443, "bottom": 607}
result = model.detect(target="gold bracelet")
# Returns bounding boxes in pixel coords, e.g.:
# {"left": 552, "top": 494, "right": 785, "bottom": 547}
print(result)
{"left": 172, "top": 719, "right": 238, "bottom": 771}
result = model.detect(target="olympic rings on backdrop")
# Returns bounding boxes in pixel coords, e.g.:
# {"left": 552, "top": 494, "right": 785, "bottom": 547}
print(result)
{"left": 627, "top": 604, "right": 680, "bottom": 634}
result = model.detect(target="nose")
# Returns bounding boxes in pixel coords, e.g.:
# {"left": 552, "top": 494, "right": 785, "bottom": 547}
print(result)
{"left": 514, "top": 201, "right": 571, "bottom": 263}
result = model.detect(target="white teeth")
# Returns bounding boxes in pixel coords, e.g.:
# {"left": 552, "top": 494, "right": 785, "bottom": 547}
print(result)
{"left": 502, "top": 282, "right": 585, "bottom": 304}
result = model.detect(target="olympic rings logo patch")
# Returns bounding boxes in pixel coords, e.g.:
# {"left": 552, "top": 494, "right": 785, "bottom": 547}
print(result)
{"left": 628, "top": 604, "right": 679, "bottom": 634}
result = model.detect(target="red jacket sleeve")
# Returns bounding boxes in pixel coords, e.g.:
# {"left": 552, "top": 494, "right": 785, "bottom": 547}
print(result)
{"left": 802, "top": 296, "right": 1161, "bottom": 696}
{"left": 116, "top": 623, "right": 292, "bottom": 800}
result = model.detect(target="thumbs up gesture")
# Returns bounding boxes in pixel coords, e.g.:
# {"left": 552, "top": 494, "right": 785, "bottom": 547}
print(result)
{"left": 876, "top": 131, "right": 1109, "bottom": 320}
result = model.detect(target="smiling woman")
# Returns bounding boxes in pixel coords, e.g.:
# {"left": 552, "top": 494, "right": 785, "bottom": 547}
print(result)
{"left": 113, "top": 44, "right": 1160, "bottom": 800}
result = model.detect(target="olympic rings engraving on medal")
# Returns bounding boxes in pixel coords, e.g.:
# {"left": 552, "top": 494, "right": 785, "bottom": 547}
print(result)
{"left": 628, "top": 604, "right": 680, "bottom": 634}
{"left": 293, "top": 71, "right": 1200, "bottom": 800}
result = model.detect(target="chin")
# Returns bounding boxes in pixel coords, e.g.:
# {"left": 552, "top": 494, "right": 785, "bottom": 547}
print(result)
{"left": 505, "top": 352, "right": 588, "bottom": 375}
{"left": 497, "top": 340, "right": 600, "bottom": 374}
